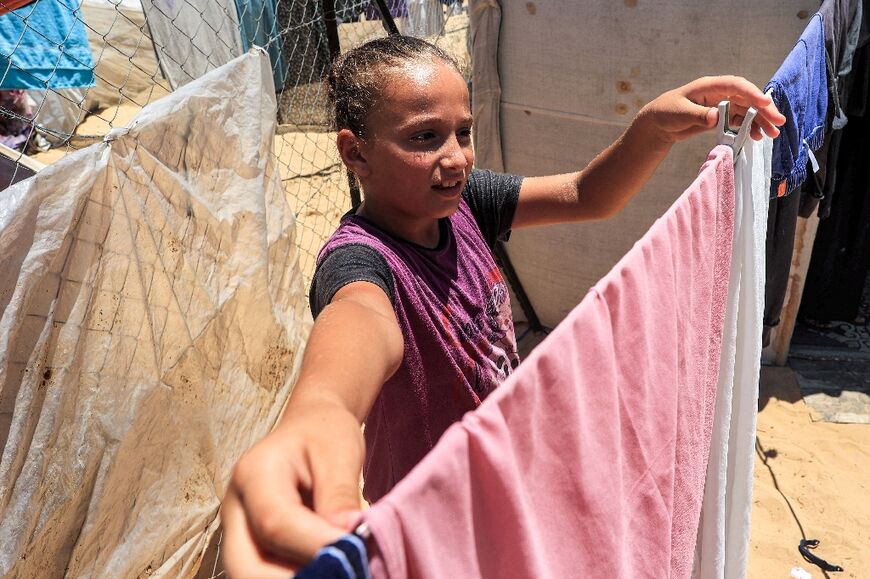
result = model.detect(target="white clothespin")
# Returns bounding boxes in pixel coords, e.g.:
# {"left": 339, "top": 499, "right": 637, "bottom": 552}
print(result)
{"left": 716, "top": 100, "right": 757, "bottom": 165}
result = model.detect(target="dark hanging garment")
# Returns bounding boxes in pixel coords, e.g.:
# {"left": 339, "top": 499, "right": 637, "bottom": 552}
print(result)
{"left": 761, "top": 13, "right": 830, "bottom": 344}
{"left": 763, "top": 189, "right": 803, "bottom": 344}
{"left": 800, "top": 0, "right": 863, "bottom": 218}
{"left": 762, "top": 2, "right": 867, "bottom": 343}
{"left": 274, "top": 1, "right": 332, "bottom": 125}
{"left": 818, "top": 0, "right": 869, "bottom": 220}
{"left": 800, "top": 39, "right": 870, "bottom": 322}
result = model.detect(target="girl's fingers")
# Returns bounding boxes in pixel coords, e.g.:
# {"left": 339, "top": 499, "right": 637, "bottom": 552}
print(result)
{"left": 240, "top": 468, "right": 345, "bottom": 562}
{"left": 729, "top": 113, "right": 746, "bottom": 128}
{"left": 758, "top": 101, "right": 787, "bottom": 128}
{"left": 685, "top": 75, "right": 786, "bottom": 128}
{"left": 688, "top": 75, "right": 771, "bottom": 107}
{"left": 221, "top": 492, "right": 299, "bottom": 579}
{"left": 713, "top": 96, "right": 783, "bottom": 140}
{"left": 754, "top": 113, "right": 781, "bottom": 138}
{"left": 750, "top": 124, "right": 763, "bottom": 141}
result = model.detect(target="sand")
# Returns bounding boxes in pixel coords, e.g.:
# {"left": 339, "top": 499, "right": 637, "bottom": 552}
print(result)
{"left": 748, "top": 367, "right": 870, "bottom": 577}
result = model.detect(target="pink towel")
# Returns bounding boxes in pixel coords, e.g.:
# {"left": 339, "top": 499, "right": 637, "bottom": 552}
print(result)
{"left": 362, "top": 146, "right": 736, "bottom": 578}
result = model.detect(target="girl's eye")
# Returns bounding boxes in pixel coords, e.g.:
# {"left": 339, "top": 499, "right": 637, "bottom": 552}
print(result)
{"left": 412, "top": 131, "right": 436, "bottom": 142}
{"left": 458, "top": 128, "right": 472, "bottom": 139}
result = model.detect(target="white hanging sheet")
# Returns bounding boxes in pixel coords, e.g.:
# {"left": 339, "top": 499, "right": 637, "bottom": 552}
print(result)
{"left": 694, "top": 135, "right": 772, "bottom": 578}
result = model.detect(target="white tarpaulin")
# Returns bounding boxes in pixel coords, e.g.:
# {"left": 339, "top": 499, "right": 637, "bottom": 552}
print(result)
{"left": 0, "top": 49, "right": 310, "bottom": 577}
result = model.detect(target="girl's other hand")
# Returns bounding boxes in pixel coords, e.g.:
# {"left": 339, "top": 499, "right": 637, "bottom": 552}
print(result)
{"left": 636, "top": 75, "right": 787, "bottom": 146}
{"left": 221, "top": 402, "right": 365, "bottom": 578}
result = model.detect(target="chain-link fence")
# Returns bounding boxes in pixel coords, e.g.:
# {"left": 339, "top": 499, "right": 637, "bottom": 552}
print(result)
{"left": 0, "top": 0, "right": 469, "bottom": 575}
{"left": 1, "top": 0, "right": 470, "bottom": 291}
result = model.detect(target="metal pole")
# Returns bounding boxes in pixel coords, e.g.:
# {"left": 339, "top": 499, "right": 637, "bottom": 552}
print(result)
{"left": 494, "top": 241, "right": 544, "bottom": 333}
{"left": 321, "top": 0, "right": 341, "bottom": 61}
{"left": 371, "top": 0, "right": 400, "bottom": 35}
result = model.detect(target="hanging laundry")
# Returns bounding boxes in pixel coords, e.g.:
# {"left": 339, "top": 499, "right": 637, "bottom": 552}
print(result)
{"left": 811, "top": 0, "right": 866, "bottom": 220}
{"left": 761, "top": 11, "right": 829, "bottom": 344}
{"left": 335, "top": 0, "right": 364, "bottom": 23}
{"left": 821, "top": 0, "right": 862, "bottom": 129}
{"left": 798, "top": 0, "right": 863, "bottom": 219}
{"left": 275, "top": 0, "right": 330, "bottom": 92}
{"left": 765, "top": 12, "right": 827, "bottom": 200}
{"left": 141, "top": 0, "right": 244, "bottom": 90}
{"left": 695, "top": 136, "right": 772, "bottom": 579}
{"left": 331, "top": 146, "right": 736, "bottom": 579}
{"left": 763, "top": 187, "right": 802, "bottom": 344}
{"left": 0, "top": 0, "right": 95, "bottom": 90}
{"left": 234, "top": 0, "right": 286, "bottom": 89}
{"left": 801, "top": 33, "right": 870, "bottom": 322}
{"left": 442, "top": 0, "right": 463, "bottom": 17}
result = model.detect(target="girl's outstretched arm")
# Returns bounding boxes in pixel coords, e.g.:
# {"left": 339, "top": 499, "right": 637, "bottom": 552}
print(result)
{"left": 221, "top": 281, "right": 403, "bottom": 577}
{"left": 511, "top": 75, "right": 786, "bottom": 228}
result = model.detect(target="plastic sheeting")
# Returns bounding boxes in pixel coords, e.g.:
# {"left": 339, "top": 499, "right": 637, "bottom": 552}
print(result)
{"left": 0, "top": 49, "right": 311, "bottom": 577}
{"left": 29, "top": 88, "right": 86, "bottom": 145}
{"left": 487, "top": 0, "right": 819, "bottom": 328}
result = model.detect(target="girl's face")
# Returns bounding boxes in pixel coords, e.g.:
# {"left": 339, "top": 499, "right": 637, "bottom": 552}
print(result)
{"left": 356, "top": 59, "right": 474, "bottom": 228}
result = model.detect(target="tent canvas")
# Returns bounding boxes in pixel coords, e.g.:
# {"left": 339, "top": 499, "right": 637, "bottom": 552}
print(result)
{"left": 476, "top": 0, "right": 819, "bottom": 329}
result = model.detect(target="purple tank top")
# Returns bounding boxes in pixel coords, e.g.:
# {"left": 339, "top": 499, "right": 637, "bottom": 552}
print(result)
{"left": 319, "top": 199, "right": 519, "bottom": 502}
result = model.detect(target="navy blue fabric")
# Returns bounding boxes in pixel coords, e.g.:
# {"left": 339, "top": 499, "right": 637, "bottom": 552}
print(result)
{"left": 764, "top": 13, "right": 828, "bottom": 199}
{"left": 294, "top": 534, "right": 371, "bottom": 579}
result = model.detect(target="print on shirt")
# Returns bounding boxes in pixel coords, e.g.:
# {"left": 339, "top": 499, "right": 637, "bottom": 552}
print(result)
{"left": 441, "top": 266, "right": 519, "bottom": 399}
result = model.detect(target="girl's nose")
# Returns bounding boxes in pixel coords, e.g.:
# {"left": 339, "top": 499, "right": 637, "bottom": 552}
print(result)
{"left": 441, "top": 136, "right": 469, "bottom": 170}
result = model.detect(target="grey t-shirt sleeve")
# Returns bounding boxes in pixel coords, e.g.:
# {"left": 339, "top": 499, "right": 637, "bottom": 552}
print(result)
{"left": 461, "top": 168, "right": 523, "bottom": 248}
{"left": 309, "top": 243, "right": 395, "bottom": 318}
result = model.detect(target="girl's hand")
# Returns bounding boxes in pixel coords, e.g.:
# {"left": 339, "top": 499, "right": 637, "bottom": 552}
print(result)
{"left": 636, "top": 75, "right": 786, "bottom": 146}
{"left": 221, "top": 402, "right": 365, "bottom": 577}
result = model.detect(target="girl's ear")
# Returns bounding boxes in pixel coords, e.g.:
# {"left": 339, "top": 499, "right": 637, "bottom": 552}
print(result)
{"left": 337, "top": 129, "right": 371, "bottom": 178}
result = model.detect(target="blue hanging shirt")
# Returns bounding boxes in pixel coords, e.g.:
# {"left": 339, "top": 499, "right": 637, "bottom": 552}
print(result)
{"left": 765, "top": 13, "right": 828, "bottom": 199}
{"left": 0, "top": 0, "right": 96, "bottom": 90}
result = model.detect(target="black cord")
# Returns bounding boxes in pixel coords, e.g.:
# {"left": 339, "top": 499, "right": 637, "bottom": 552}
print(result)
{"left": 755, "top": 438, "right": 843, "bottom": 575}
{"left": 799, "top": 539, "right": 844, "bottom": 573}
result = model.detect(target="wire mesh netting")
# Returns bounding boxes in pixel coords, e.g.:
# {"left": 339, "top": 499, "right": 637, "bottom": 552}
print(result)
{"left": 0, "top": 0, "right": 470, "bottom": 288}
{"left": 0, "top": 0, "right": 469, "bottom": 575}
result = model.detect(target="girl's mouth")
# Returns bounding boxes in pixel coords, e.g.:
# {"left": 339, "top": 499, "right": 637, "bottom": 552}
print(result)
{"left": 433, "top": 179, "right": 463, "bottom": 197}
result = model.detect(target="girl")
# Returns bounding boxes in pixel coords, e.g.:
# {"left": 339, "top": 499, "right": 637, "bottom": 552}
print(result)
{"left": 222, "top": 35, "right": 784, "bottom": 576}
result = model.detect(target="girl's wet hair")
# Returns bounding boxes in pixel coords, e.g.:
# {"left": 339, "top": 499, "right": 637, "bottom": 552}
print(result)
{"left": 326, "top": 35, "right": 462, "bottom": 138}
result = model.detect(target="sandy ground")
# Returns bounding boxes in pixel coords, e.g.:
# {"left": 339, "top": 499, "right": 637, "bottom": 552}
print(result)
{"left": 748, "top": 366, "right": 870, "bottom": 577}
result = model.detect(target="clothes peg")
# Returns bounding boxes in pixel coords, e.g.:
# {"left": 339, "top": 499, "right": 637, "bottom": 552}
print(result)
{"left": 716, "top": 100, "right": 757, "bottom": 164}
